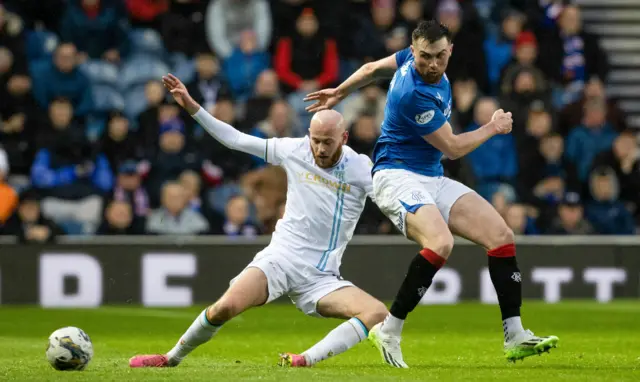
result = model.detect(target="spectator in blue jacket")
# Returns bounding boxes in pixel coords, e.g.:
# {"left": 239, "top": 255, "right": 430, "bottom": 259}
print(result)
{"left": 586, "top": 167, "right": 635, "bottom": 235}
{"left": 565, "top": 97, "right": 618, "bottom": 182}
{"left": 59, "top": 0, "right": 129, "bottom": 63}
{"left": 483, "top": 8, "right": 525, "bottom": 94}
{"left": 31, "top": 127, "right": 113, "bottom": 234}
{"left": 222, "top": 29, "right": 270, "bottom": 101}
{"left": 31, "top": 43, "right": 94, "bottom": 116}
{"left": 465, "top": 97, "right": 518, "bottom": 201}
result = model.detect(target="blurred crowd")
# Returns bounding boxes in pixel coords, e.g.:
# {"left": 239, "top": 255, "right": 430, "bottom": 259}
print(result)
{"left": 0, "top": 0, "right": 639, "bottom": 243}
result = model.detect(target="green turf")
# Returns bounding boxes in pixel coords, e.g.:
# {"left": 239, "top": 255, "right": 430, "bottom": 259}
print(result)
{"left": 0, "top": 302, "right": 638, "bottom": 381}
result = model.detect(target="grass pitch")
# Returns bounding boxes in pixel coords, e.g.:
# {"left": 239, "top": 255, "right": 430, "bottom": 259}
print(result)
{"left": 0, "top": 302, "right": 638, "bottom": 381}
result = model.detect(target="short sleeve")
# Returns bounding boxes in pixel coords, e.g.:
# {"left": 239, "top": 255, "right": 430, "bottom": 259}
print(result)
{"left": 265, "top": 137, "right": 304, "bottom": 165}
{"left": 351, "top": 154, "right": 375, "bottom": 201}
{"left": 395, "top": 47, "right": 412, "bottom": 67}
{"left": 400, "top": 93, "right": 447, "bottom": 137}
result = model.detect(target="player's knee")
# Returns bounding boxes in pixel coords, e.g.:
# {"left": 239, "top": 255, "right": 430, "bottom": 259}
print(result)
{"left": 357, "top": 301, "right": 388, "bottom": 329}
{"left": 430, "top": 231, "right": 454, "bottom": 258}
{"left": 491, "top": 223, "right": 515, "bottom": 248}
{"left": 209, "top": 298, "right": 241, "bottom": 322}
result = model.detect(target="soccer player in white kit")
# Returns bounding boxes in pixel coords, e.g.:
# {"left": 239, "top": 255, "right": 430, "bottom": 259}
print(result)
{"left": 129, "top": 74, "right": 388, "bottom": 368}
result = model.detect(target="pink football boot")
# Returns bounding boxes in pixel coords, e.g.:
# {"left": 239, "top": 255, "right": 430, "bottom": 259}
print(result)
{"left": 278, "top": 353, "right": 309, "bottom": 367}
{"left": 129, "top": 354, "right": 173, "bottom": 368}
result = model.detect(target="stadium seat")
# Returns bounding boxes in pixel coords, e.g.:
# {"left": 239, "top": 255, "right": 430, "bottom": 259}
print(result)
{"left": 120, "top": 56, "right": 170, "bottom": 91}
{"left": 92, "top": 84, "right": 126, "bottom": 113}
{"left": 58, "top": 220, "right": 86, "bottom": 236}
{"left": 25, "top": 30, "right": 59, "bottom": 62}
{"left": 123, "top": 85, "right": 149, "bottom": 120}
{"left": 81, "top": 60, "right": 120, "bottom": 88}
{"left": 128, "top": 28, "right": 166, "bottom": 59}
{"left": 170, "top": 53, "right": 196, "bottom": 85}
{"left": 85, "top": 115, "right": 108, "bottom": 143}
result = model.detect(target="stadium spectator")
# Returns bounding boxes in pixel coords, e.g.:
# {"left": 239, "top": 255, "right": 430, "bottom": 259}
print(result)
{"left": 146, "top": 181, "right": 209, "bottom": 235}
{"left": 31, "top": 126, "right": 112, "bottom": 234}
{"left": 0, "top": 4, "right": 27, "bottom": 74}
{"left": 223, "top": 195, "right": 259, "bottom": 237}
{"left": 342, "top": 84, "right": 386, "bottom": 129}
{"left": 37, "top": 98, "right": 82, "bottom": 148}
{"left": 31, "top": 43, "right": 94, "bottom": 116}
{"left": 240, "top": 165, "right": 287, "bottom": 234}
{"left": 205, "top": 0, "right": 272, "bottom": 60}
{"left": 96, "top": 199, "right": 144, "bottom": 235}
{"left": 140, "top": 117, "right": 222, "bottom": 206}
{"left": 179, "top": 170, "right": 206, "bottom": 215}
{"left": 547, "top": 192, "right": 593, "bottom": 235}
{"left": 592, "top": 132, "right": 640, "bottom": 223}
{"left": 1, "top": 189, "right": 62, "bottom": 242}
{"left": 558, "top": 78, "right": 627, "bottom": 136}
{"left": 348, "top": 113, "right": 379, "bottom": 158}
{"left": 0, "top": 75, "right": 37, "bottom": 178}
{"left": 350, "top": 0, "right": 397, "bottom": 62}
{"left": 125, "top": 0, "right": 169, "bottom": 29}
{"left": 500, "top": 67, "right": 549, "bottom": 129}
{"left": 112, "top": 160, "right": 150, "bottom": 218}
{"left": 451, "top": 77, "right": 482, "bottom": 131}
{"left": 537, "top": 3, "right": 609, "bottom": 106}
{"left": 100, "top": 111, "right": 141, "bottom": 171}
{"left": 250, "top": 100, "right": 300, "bottom": 167}
{"left": 0, "top": 147, "right": 18, "bottom": 224}
{"left": 274, "top": 7, "right": 338, "bottom": 94}
{"left": 59, "top": 0, "right": 130, "bottom": 63}
{"left": 436, "top": 0, "right": 488, "bottom": 92}
{"left": 500, "top": 31, "right": 547, "bottom": 105}
{"left": 137, "top": 80, "right": 178, "bottom": 154}
{"left": 186, "top": 52, "right": 230, "bottom": 112}
{"left": 504, "top": 203, "right": 538, "bottom": 235}
{"left": 222, "top": 29, "right": 270, "bottom": 101}
{"left": 484, "top": 8, "right": 524, "bottom": 94}
{"left": 465, "top": 97, "right": 518, "bottom": 201}
{"left": 565, "top": 97, "right": 618, "bottom": 182}
{"left": 241, "top": 69, "right": 281, "bottom": 131}
{"left": 586, "top": 167, "right": 635, "bottom": 235}
{"left": 397, "top": 0, "right": 424, "bottom": 33}
{"left": 159, "top": 0, "right": 208, "bottom": 56}
{"left": 4, "top": 0, "right": 66, "bottom": 33}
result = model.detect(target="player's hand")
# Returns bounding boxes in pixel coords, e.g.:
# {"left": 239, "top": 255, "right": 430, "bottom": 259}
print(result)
{"left": 304, "top": 88, "right": 342, "bottom": 113}
{"left": 491, "top": 109, "right": 513, "bottom": 135}
{"left": 162, "top": 73, "right": 200, "bottom": 115}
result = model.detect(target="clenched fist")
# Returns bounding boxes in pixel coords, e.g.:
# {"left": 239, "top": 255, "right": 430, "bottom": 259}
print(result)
{"left": 491, "top": 108, "right": 513, "bottom": 135}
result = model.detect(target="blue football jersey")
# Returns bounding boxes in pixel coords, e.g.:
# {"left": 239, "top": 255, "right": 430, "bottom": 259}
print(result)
{"left": 372, "top": 47, "right": 453, "bottom": 177}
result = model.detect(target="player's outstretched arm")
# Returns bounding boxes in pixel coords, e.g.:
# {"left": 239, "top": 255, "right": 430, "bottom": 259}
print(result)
{"left": 424, "top": 110, "right": 513, "bottom": 160}
{"left": 162, "top": 73, "right": 267, "bottom": 159}
{"left": 305, "top": 54, "right": 398, "bottom": 112}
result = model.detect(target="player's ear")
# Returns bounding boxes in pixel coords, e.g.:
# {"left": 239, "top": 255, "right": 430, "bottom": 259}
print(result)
{"left": 343, "top": 131, "right": 349, "bottom": 144}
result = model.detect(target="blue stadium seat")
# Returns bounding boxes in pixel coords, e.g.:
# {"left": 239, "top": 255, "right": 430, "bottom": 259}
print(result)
{"left": 26, "top": 30, "right": 59, "bottom": 62}
{"left": 128, "top": 28, "right": 166, "bottom": 59}
{"left": 120, "top": 56, "right": 170, "bottom": 91}
{"left": 80, "top": 60, "right": 119, "bottom": 88}
{"left": 123, "top": 85, "right": 149, "bottom": 120}
{"left": 92, "top": 84, "right": 125, "bottom": 113}
{"left": 59, "top": 220, "right": 85, "bottom": 235}
{"left": 170, "top": 53, "right": 196, "bottom": 85}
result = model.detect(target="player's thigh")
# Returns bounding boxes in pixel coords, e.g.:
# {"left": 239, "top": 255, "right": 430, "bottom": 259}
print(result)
{"left": 315, "top": 286, "right": 388, "bottom": 328}
{"left": 215, "top": 253, "right": 289, "bottom": 317}
{"left": 405, "top": 204, "right": 454, "bottom": 256}
{"left": 447, "top": 191, "right": 514, "bottom": 250}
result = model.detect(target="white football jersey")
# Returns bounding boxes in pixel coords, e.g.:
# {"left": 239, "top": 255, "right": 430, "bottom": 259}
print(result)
{"left": 263, "top": 136, "right": 374, "bottom": 275}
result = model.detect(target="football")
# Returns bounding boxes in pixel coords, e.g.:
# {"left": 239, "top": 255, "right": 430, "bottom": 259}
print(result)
{"left": 45, "top": 327, "right": 94, "bottom": 371}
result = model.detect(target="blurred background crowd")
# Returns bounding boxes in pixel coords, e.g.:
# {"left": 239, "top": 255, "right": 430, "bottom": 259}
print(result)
{"left": 1, "top": 0, "right": 639, "bottom": 243}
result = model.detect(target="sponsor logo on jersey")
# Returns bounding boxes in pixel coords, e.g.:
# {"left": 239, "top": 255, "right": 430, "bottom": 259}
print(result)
{"left": 411, "top": 191, "right": 426, "bottom": 202}
{"left": 297, "top": 172, "right": 352, "bottom": 193}
{"left": 415, "top": 110, "right": 435, "bottom": 125}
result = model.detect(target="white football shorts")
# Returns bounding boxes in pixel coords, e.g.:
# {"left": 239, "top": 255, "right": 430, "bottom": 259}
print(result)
{"left": 373, "top": 168, "right": 474, "bottom": 236}
{"left": 229, "top": 245, "right": 354, "bottom": 317}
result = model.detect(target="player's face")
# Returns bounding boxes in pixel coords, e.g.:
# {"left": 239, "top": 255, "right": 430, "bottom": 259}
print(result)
{"left": 309, "top": 128, "right": 348, "bottom": 169}
{"left": 411, "top": 37, "right": 452, "bottom": 84}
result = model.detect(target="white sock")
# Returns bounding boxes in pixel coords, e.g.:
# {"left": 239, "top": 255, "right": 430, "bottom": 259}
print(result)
{"left": 166, "top": 309, "right": 223, "bottom": 364}
{"left": 503, "top": 316, "right": 525, "bottom": 343}
{"left": 302, "top": 317, "right": 368, "bottom": 366}
{"left": 380, "top": 313, "right": 404, "bottom": 336}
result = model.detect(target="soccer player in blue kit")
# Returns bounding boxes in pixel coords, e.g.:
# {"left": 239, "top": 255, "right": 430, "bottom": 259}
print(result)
{"left": 305, "top": 20, "right": 559, "bottom": 368}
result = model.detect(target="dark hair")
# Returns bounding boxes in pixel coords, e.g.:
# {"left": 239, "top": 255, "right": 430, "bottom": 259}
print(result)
{"left": 412, "top": 20, "right": 451, "bottom": 44}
